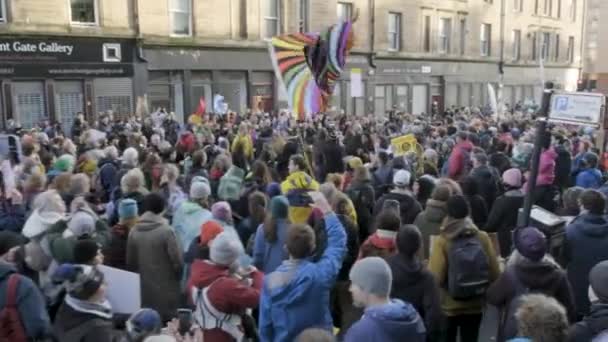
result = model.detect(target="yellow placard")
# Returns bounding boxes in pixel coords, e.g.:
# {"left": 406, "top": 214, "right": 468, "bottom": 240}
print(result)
{"left": 391, "top": 134, "right": 418, "bottom": 156}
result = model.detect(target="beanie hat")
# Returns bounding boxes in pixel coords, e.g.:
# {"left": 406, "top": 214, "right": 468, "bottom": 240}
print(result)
{"left": 393, "top": 169, "right": 411, "bottom": 187}
{"left": 190, "top": 179, "right": 211, "bottom": 200}
{"left": 209, "top": 232, "right": 244, "bottom": 266}
{"left": 127, "top": 309, "right": 162, "bottom": 341}
{"left": 73, "top": 239, "right": 100, "bottom": 264}
{"left": 347, "top": 157, "right": 363, "bottom": 170}
{"left": 396, "top": 225, "right": 422, "bottom": 257}
{"left": 349, "top": 257, "right": 393, "bottom": 297}
{"left": 52, "top": 264, "right": 105, "bottom": 300}
{"left": 200, "top": 221, "right": 224, "bottom": 246}
{"left": 446, "top": 195, "right": 469, "bottom": 219}
{"left": 266, "top": 182, "right": 281, "bottom": 199}
{"left": 270, "top": 196, "right": 289, "bottom": 219}
{"left": 67, "top": 211, "right": 96, "bottom": 238}
{"left": 589, "top": 260, "right": 608, "bottom": 303}
{"left": 54, "top": 154, "right": 75, "bottom": 173}
{"left": 118, "top": 199, "right": 138, "bottom": 220}
{"left": 503, "top": 168, "right": 523, "bottom": 188}
{"left": 0, "top": 231, "right": 25, "bottom": 256}
{"left": 212, "top": 202, "right": 232, "bottom": 222}
{"left": 514, "top": 227, "right": 547, "bottom": 262}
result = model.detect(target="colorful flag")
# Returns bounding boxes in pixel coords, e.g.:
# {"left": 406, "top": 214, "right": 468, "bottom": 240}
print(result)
{"left": 195, "top": 97, "right": 206, "bottom": 116}
{"left": 268, "top": 21, "right": 354, "bottom": 120}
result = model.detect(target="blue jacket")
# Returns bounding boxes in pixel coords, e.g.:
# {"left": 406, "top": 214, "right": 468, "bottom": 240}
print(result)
{"left": 258, "top": 213, "right": 346, "bottom": 342}
{"left": 563, "top": 213, "right": 608, "bottom": 316}
{"left": 172, "top": 201, "right": 213, "bottom": 252}
{"left": 0, "top": 199, "right": 25, "bottom": 233}
{"left": 576, "top": 168, "right": 603, "bottom": 189}
{"left": 344, "top": 299, "right": 426, "bottom": 342}
{"left": 0, "top": 263, "right": 51, "bottom": 339}
{"left": 253, "top": 220, "right": 289, "bottom": 274}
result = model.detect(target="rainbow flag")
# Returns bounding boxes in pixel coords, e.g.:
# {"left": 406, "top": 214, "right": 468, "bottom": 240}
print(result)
{"left": 268, "top": 21, "right": 354, "bottom": 120}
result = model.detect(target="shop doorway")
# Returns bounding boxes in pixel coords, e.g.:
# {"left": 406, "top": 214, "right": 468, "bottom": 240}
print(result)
{"left": 55, "top": 81, "right": 84, "bottom": 136}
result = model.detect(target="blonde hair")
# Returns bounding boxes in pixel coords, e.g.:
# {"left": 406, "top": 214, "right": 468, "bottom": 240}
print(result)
{"left": 121, "top": 168, "right": 147, "bottom": 194}
{"left": 515, "top": 294, "right": 568, "bottom": 342}
{"left": 70, "top": 173, "right": 91, "bottom": 197}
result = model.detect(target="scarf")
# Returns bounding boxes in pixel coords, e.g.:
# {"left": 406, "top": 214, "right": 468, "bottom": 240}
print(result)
{"left": 65, "top": 294, "right": 113, "bottom": 320}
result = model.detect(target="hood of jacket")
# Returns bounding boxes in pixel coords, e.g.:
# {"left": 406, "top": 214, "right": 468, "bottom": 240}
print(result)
{"left": 134, "top": 212, "right": 168, "bottom": 232}
{"left": 423, "top": 199, "right": 447, "bottom": 223}
{"left": 388, "top": 255, "right": 424, "bottom": 287}
{"left": 584, "top": 303, "right": 608, "bottom": 335}
{"left": 22, "top": 209, "right": 65, "bottom": 238}
{"left": 178, "top": 201, "right": 206, "bottom": 216}
{"left": 440, "top": 217, "right": 478, "bottom": 240}
{"left": 97, "top": 158, "right": 119, "bottom": 170}
{"left": 281, "top": 171, "right": 319, "bottom": 193}
{"left": 572, "top": 213, "right": 608, "bottom": 238}
{"left": 363, "top": 299, "right": 425, "bottom": 338}
{"left": 189, "top": 259, "right": 231, "bottom": 288}
{"left": 0, "top": 262, "right": 15, "bottom": 280}
{"left": 514, "top": 259, "right": 564, "bottom": 291}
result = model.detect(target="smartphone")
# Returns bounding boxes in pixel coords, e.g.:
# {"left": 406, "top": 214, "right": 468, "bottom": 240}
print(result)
{"left": 177, "top": 308, "right": 193, "bottom": 336}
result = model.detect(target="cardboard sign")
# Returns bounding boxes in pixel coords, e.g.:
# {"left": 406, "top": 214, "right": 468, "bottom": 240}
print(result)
{"left": 391, "top": 134, "right": 418, "bottom": 156}
{"left": 98, "top": 265, "right": 141, "bottom": 314}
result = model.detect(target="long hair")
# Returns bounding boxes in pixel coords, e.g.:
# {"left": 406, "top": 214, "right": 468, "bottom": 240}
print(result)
{"left": 251, "top": 160, "right": 272, "bottom": 185}
{"left": 248, "top": 191, "right": 267, "bottom": 226}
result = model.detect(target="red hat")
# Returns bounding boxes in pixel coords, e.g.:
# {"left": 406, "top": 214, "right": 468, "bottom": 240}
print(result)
{"left": 200, "top": 221, "right": 224, "bottom": 246}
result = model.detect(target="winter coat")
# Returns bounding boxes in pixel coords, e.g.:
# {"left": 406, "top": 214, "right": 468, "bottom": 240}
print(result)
{"left": 53, "top": 296, "right": 116, "bottom": 342}
{"left": 46, "top": 218, "right": 111, "bottom": 264}
{"left": 447, "top": 140, "right": 473, "bottom": 180}
{"left": 414, "top": 199, "right": 448, "bottom": 260}
{"left": 97, "top": 158, "right": 119, "bottom": 202}
{"left": 321, "top": 140, "right": 345, "bottom": 176}
{"left": 184, "top": 167, "right": 209, "bottom": 194}
{"left": 218, "top": 165, "right": 246, "bottom": 201}
{"left": 562, "top": 213, "right": 608, "bottom": 317}
{"left": 428, "top": 217, "right": 501, "bottom": 317}
{"left": 374, "top": 191, "right": 422, "bottom": 225}
{"left": 280, "top": 171, "right": 320, "bottom": 224}
{"left": 126, "top": 212, "right": 183, "bottom": 321}
{"left": 346, "top": 180, "right": 375, "bottom": 241}
{"left": 485, "top": 189, "right": 525, "bottom": 258}
{"left": 102, "top": 223, "right": 131, "bottom": 270}
{"left": 0, "top": 198, "right": 26, "bottom": 234}
{"left": 259, "top": 213, "right": 346, "bottom": 342}
{"left": 387, "top": 254, "right": 443, "bottom": 341}
{"left": 172, "top": 201, "right": 213, "bottom": 252}
{"left": 252, "top": 219, "right": 290, "bottom": 274}
{"left": 187, "top": 260, "right": 263, "bottom": 342}
{"left": 231, "top": 133, "right": 254, "bottom": 160}
{"left": 568, "top": 303, "right": 608, "bottom": 342}
{"left": 467, "top": 194, "right": 488, "bottom": 229}
{"left": 372, "top": 164, "right": 393, "bottom": 197}
{"left": 576, "top": 168, "right": 603, "bottom": 189}
{"left": 487, "top": 259, "right": 577, "bottom": 341}
{"left": 470, "top": 165, "right": 500, "bottom": 209}
{"left": 537, "top": 148, "right": 558, "bottom": 186}
{"left": 554, "top": 145, "right": 573, "bottom": 189}
{"left": 0, "top": 263, "right": 51, "bottom": 340}
{"left": 344, "top": 299, "right": 426, "bottom": 342}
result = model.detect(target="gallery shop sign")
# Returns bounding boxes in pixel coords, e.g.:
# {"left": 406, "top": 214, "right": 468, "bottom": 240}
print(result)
{"left": 0, "top": 37, "right": 134, "bottom": 63}
{"left": 0, "top": 63, "right": 134, "bottom": 78}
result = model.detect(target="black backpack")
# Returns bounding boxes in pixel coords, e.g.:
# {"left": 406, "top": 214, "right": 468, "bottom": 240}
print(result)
{"left": 446, "top": 231, "right": 490, "bottom": 300}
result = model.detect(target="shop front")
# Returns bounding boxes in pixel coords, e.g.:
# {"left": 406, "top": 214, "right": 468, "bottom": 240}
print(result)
{"left": 0, "top": 36, "right": 137, "bottom": 132}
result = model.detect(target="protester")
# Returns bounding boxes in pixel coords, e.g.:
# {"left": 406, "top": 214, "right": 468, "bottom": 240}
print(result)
{"left": 104, "top": 198, "right": 138, "bottom": 270}
{"left": 358, "top": 209, "right": 400, "bottom": 259}
{"left": 172, "top": 178, "right": 213, "bottom": 252}
{"left": 469, "top": 152, "right": 500, "bottom": 208}
{"left": 252, "top": 196, "right": 290, "bottom": 274}
{"left": 562, "top": 189, "right": 608, "bottom": 318}
{"left": 557, "top": 186, "right": 585, "bottom": 216}
{"left": 159, "top": 164, "right": 187, "bottom": 220}
{"left": 461, "top": 176, "right": 489, "bottom": 228}
{"left": 575, "top": 152, "right": 602, "bottom": 189}
{"left": 447, "top": 131, "right": 473, "bottom": 180}
{"left": 258, "top": 191, "right": 346, "bottom": 341}
{"left": 346, "top": 166, "right": 375, "bottom": 243}
{"left": 281, "top": 154, "right": 320, "bottom": 224}
{"left": 124, "top": 308, "right": 163, "bottom": 342}
{"left": 414, "top": 183, "right": 454, "bottom": 259}
{"left": 236, "top": 191, "right": 267, "bottom": 247}
{"left": 374, "top": 169, "right": 422, "bottom": 225}
{"left": 567, "top": 260, "right": 608, "bottom": 341}
{"left": 344, "top": 256, "right": 426, "bottom": 342}
{"left": 509, "top": 293, "right": 570, "bottom": 342}
{"left": 127, "top": 193, "right": 183, "bottom": 322}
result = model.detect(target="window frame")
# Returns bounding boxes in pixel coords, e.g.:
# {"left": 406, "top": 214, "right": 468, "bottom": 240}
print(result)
{"left": 68, "top": 0, "right": 99, "bottom": 26}
{"left": 337, "top": 2, "right": 353, "bottom": 22}
{"left": 0, "top": 0, "right": 6, "bottom": 23}
{"left": 298, "top": 0, "right": 309, "bottom": 33}
{"left": 541, "top": 32, "right": 551, "bottom": 61}
{"left": 387, "top": 12, "right": 401, "bottom": 51}
{"left": 567, "top": 36, "right": 574, "bottom": 63}
{"left": 569, "top": 0, "right": 577, "bottom": 21}
{"left": 263, "top": 0, "right": 280, "bottom": 39}
{"left": 439, "top": 17, "right": 452, "bottom": 54}
{"left": 459, "top": 18, "right": 466, "bottom": 55}
{"left": 554, "top": 34, "right": 560, "bottom": 62}
{"left": 543, "top": 0, "right": 552, "bottom": 16}
{"left": 480, "top": 23, "right": 491, "bottom": 57}
{"left": 513, "top": 0, "right": 524, "bottom": 12}
{"left": 512, "top": 29, "right": 521, "bottom": 61}
{"left": 168, "top": 0, "right": 193, "bottom": 37}
{"left": 423, "top": 15, "right": 432, "bottom": 53}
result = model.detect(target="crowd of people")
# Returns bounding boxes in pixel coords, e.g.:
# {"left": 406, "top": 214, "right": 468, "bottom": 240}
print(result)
{"left": 0, "top": 105, "right": 607, "bottom": 342}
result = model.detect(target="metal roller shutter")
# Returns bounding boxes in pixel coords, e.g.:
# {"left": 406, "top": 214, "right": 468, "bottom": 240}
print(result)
{"left": 94, "top": 78, "right": 133, "bottom": 119}
{"left": 55, "top": 81, "right": 84, "bottom": 137}
{"left": 12, "top": 82, "right": 46, "bottom": 129}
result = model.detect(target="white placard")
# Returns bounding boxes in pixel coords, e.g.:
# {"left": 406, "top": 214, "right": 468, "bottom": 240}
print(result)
{"left": 98, "top": 265, "right": 141, "bottom": 314}
{"left": 548, "top": 91, "right": 605, "bottom": 127}
{"left": 350, "top": 68, "right": 363, "bottom": 98}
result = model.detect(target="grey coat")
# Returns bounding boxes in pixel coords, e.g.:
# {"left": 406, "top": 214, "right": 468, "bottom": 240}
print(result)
{"left": 127, "top": 212, "right": 183, "bottom": 320}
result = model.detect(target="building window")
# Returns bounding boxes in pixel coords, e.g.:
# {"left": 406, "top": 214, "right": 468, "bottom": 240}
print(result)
{"left": 480, "top": 23, "right": 491, "bottom": 56}
{"left": 531, "top": 32, "right": 537, "bottom": 60}
{"left": 513, "top": 0, "right": 523, "bottom": 11}
{"left": 554, "top": 34, "right": 560, "bottom": 61}
{"left": 570, "top": 0, "right": 577, "bottom": 21}
{"left": 169, "top": 0, "right": 192, "bottom": 36}
{"left": 298, "top": 0, "right": 309, "bottom": 32}
{"left": 484, "top": 0, "right": 493, "bottom": 3}
{"left": 459, "top": 18, "right": 466, "bottom": 55}
{"left": 388, "top": 12, "right": 401, "bottom": 51}
{"left": 0, "top": 0, "right": 6, "bottom": 22}
{"left": 567, "top": 36, "right": 574, "bottom": 63}
{"left": 535, "top": 0, "right": 539, "bottom": 14}
{"left": 541, "top": 32, "right": 551, "bottom": 60}
{"left": 512, "top": 29, "right": 521, "bottom": 60}
{"left": 337, "top": 2, "right": 352, "bottom": 22}
{"left": 423, "top": 15, "right": 431, "bottom": 52}
{"left": 264, "top": 0, "right": 280, "bottom": 39}
{"left": 543, "top": 0, "right": 552, "bottom": 15}
{"left": 70, "top": 0, "right": 97, "bottom": 25}
{"left": 556, "top": 0, "right": 561, "bottom": 17}
{"left": 439, "top": 18, "right": 452, "bottom": 54}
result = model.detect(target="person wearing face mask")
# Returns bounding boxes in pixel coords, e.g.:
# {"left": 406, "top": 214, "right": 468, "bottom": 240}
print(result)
{"left": 562, "top": 189, "right": 608, "bottom": 319}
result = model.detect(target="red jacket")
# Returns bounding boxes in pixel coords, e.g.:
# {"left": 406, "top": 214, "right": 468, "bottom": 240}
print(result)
{"left": 448, "top": 141, "right": 474, "bottom": 180}
{"left": 188, "top": 260, "right": 263, "bottom": 342}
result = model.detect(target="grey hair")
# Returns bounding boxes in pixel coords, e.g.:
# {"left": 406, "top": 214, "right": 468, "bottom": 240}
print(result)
{"left": 70, "top": 173, "right": 91, "bottom": 196}
{"left": 121, "top": 168, "right": 147, "bottom": 194}
{"left": 33, "top": 190, "right": 66, "bottom": 215}
{"left": 104, "top": 146, "right": 119, "bottom": 160}
{"left": 122, "top": 147, "right": 139, "bottom": 168}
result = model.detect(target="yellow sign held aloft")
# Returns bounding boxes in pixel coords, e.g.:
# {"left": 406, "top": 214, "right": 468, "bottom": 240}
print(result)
{"left": 391, "top": 134, "right": 418, "bottom": 156}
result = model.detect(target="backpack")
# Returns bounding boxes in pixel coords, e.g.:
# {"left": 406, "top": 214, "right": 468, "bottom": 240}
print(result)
{"left": 0, "top": 274, "right": 27, "bottom": 342}
{"left": 446, "top": 231, "right": 490, "bottom": 300}
{"left": 499, "top": 268, "right": 531, "bottom": 342}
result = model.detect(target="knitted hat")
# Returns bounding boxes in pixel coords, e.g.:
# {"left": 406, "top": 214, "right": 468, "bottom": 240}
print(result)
{"left": 446, "top": 195, "right": 469, "bottom": 219}
{"left": 52, "top": 264, "right": 104, "bottom": 300}
{"left": 270, "top": 196, "right": 289, "bottom": 219}
{"left": 127, "top": 309, "right": 162, "bottom": 341}
{"left": 349, "top": 257, "right": 393, "bottom": 297}
{"left": 211, "top": 202, "right": 232, "bottom": 222}
{"left": 200, "top": 221, "right": 224, "bottom": 246}
{"left": 0, "top": 231, "right": 25, "bottom": 256}
{"left": 54, "top": 154, "right": 75, "bottom": 173}
{"left": 503, "top": 168, "right": 523, "bottom": 188}
{"left": 393, "top": 169, "right": 411, "bottom": 187}
{"left": 118, "top": 199, "right": 138, "bottom": 220}
{"left": 73, "top": 239, "right": 100, "bottom": 264}
{"left": 514, "top": 227, "right": 547, "bottom": 262}
{"left": 189, "top": 179, "right": 211, "bottom": 200}
{"left": 266, "top": 182, "right": 281, "bottom": 199}
{"left": 67, "top": 211, "right": 96, "bottom": 238}
{"left": 209, "top": 232, "right": 244, "bottom": 266}
{"left": 589, "top": 260, "right": 608, "bottom": 303}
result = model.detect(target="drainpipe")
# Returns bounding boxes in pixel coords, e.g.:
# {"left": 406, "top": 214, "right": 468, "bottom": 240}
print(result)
{"left": 578, "top": 0, "right": 587, "bottom": 84}
{"left": 497, "top": 0, "right": 506, "bottom": 118}
{"left": 368, "top": 0, "right": 376, "bottom": 68}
